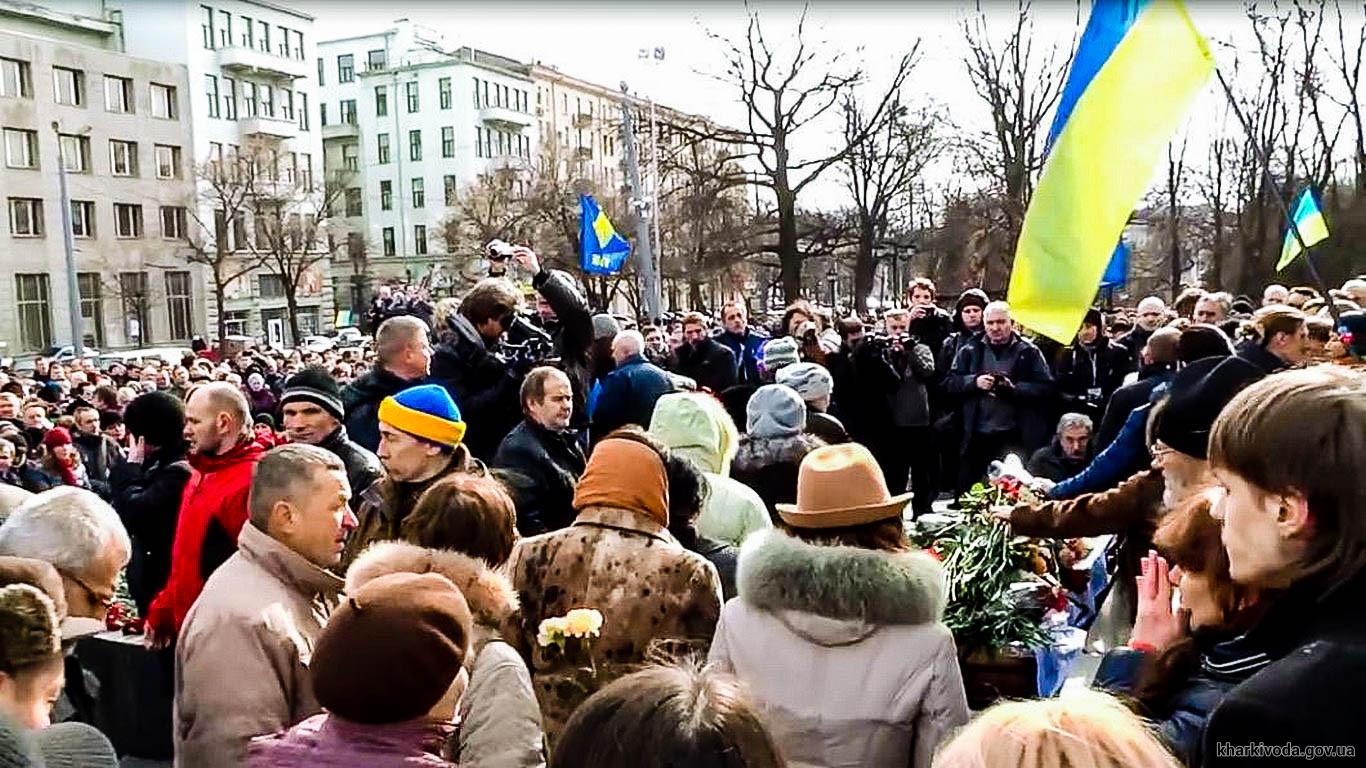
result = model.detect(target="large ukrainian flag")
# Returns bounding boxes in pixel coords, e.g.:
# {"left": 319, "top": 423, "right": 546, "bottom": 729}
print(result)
{"left": 1008, "top": 0, "right": 1212, "bottom": 343}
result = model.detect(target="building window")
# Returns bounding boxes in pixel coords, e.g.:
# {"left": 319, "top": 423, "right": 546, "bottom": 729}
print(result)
{"left": 344, "top": 187, "right": 362, "bottom": 217}
{"left": 52, "top": 67, "right": 83, "bottom": 106}
{"left": 472, "top": 78, "right": 480, "bottom": 107}
{"left": 113, "top": 203, "right": 143, "bottom": 238}
{"left": 474, "top": 126, "right": 483, "bottom": 158}
{"left": 258, "top": 20, "right": 270, "bottom": 53}
{"left": 8, "top": 198, "right": 43, "bottom": 237}
{"left": 375, "top": 85, "right": 387, "bottom": 117}
{"left": 70, "top": 200, "right": 95, "bottom": 238}
{"left": 154, "top": 145, "right": 181, "bottom": 179}
{"left": 15, "top": 274, "right": 52, "bottom": 351}
{"left": 382, "top": 227, "right": 395, "bottom": 256}
{"left": 281, "top": 151, "right": 297, "bottom": 184}
{"left": 342, "top": 143, "right": 358, "bottom": 171}
{"left": 379, "top": 180, "right": 392, "bottom": 210}
{"left": 223, "top": 76, "right": 237, "bottom": 119}
{"left": 300, "top": 152, "right": 313, "bottom": 189}
{"left": 150, "top": 83, "right": 177, "bottom": 119}
{"left": 338, "top": 54, "right": 354, "bottom": 83}
{"left": 77, "top": 273, "right": 104, "bottom": 348}
{"left": 260, "top": 84, "right": 274, "bottom": 118}
{"left": 160, "top": 206, "right": 187, "bottom": 239}
{"left": 414, "top": 225, "right": 427, "bottom": 255}
{"left": 109, "top": 140, "right": 137, "bottom": 177}
{"left": 377, "top": 133, "right": 390, "bottom": 164}
{"left": 320, "top": 102, "right": 327, "bottom": 126}
{"left": 340, "top": 99, "right": 356, "bottom": 125}
{"left": 411, "top": 177, "right": 424, "bottom": 208}
{"left": 217, "top": 10, "right": 232, "bottom": 48}
{"left": 3, "top": 128, "right": 38, "bottom": 169}
{"left": 408, "top": 129, "right": 421, "bottom": 161}
{"left": 241, "top": 15, "right": 254, "bottom": 47}
{"left": 205, "top": 74, "right": 220, "bottom": 118}
{"left": 280, "top": 88, "right": 294, "bottom": 121}
{"left": 103, "top": 75, "right": 132, "bottom": 113}
{"left": 223, "top": 310, "right": 248, "bottom": 336}
{"left": 120, "top": 271, "right": 150, "bottom": 346}
{"left": 298, "top": 92, "right": 310, "bottom": 131}
{"left": 166, "top": 271, "right": 193, "bottom": 340}
{"left": 444, "top": 174, "right": 457, "bottom": 206}
{"left": 259, "top": 273, "right": 285, "bottom": 299}
{"left": 439, "top": 77, "right": 451, "bottom": 109}
{"left": 200, "top": 5, "right": 214, "bottom": 49}
{"left": 367, "top": 49, "right": 386, "bottom": 71}
{"left": 292, "top": 30, "right": 305, "bottom": 61}
{"left": 277, "top": 25, "right": 290, "bottom": 58}
{"left": 316, "top": 57, "right": 324, "bottom": 86}
{"left": 441, "top": 126, "right": 454, "bottom": 158}
{"left": 405, "top": 81, "right": 419, "bottom": 112}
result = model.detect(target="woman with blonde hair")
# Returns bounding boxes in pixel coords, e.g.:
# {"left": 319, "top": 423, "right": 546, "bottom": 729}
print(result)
{"left": 0, "top": 584, "right": 64, "bottom": 730}
{"left": 934, "top": 690, "right": 1180, "bottom": 768}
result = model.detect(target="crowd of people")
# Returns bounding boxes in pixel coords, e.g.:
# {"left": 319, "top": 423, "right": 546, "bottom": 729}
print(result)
{"left": 0, "top": 247, "right": 1363, "bottom": 767}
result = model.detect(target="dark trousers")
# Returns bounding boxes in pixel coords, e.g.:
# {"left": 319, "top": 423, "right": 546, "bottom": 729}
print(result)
{"left": 876, "top": 426, "right": 937, "bottom": 518}
{"left": 957, "top": 429, "right": 1022, "bottom": 494}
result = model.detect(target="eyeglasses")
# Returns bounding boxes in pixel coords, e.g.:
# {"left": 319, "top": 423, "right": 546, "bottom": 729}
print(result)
{"left": 1149, "top": 443, "right": 1176, "bottom": 460}
{"left": 56, "top": 568, "right": 116, "bottom": 612}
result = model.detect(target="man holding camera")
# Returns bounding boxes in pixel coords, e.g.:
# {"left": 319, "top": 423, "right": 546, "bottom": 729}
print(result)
{"left": 878, "top": 308, "right": 939, "bottom": 516}
{"left": 945, "top": 301, "right": 1054, "bottom": 493}
{"left": 430, "top": 277, "right": 527, "bottom": 461}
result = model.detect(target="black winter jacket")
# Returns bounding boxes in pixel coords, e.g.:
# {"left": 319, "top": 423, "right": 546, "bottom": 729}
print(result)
{"left": 318, "top": 426, "right": 383, "bottom": 507}
{"left": 945, "top": 332, "right": 1055, "bottom": 452}
{"left": 431, "top": 313, "right": 524, "bottom": 461}
{"left": 533, "top": 269, "right": 594, "bottom": 431}
{"left": 342, "top": 367, "right": 423, "bottom": 453}
{"left": 109, "top": 444, "right": 192, "bottom": 612}
{"left": 492, "top": 419, "right": 586, "bottom": 536}
{"left": 673, "top": 338, "right": 738, "bottom": 394}
{"left": 1056, "top": 338, "right": 1131, "bottom": 417}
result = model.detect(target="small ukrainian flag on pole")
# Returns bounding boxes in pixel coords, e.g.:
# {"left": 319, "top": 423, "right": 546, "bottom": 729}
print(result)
{"left": 1277, "top": 187, "right": 1329, "bottom": 271}
{"left": 579, "top": 194, "right": 631, "bottom": 275}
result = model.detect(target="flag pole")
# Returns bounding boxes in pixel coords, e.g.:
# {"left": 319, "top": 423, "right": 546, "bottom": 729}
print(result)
{"left": 1211, "top": 67, "right": 1342, "bottom": 326}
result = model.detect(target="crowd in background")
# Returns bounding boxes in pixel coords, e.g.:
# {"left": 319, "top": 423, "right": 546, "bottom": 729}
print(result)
{"left": 0, "top": 248, "right": 1362, "bottom": 767}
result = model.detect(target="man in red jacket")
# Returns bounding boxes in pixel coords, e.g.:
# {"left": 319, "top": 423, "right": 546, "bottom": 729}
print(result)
{"left": 146, "top": 382, "right": 265, "bottom": 647}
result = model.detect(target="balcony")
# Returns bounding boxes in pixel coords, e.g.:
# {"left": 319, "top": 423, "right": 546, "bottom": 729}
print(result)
{"left": 241, "top": 115, "right": 299, "bottom": 140}
{"left": 479, "top": 105, "right": 534, "bottom": 130}
{"left": 217, "top": 46, "right": 308, "bottom": 81}
{"left": 322, "top": 122, "right": 358, "bottom": 141}
{"left": 572, "top": 111, "right": 593, "bottom": 129}
{"left": 575, "top": 146, "right": 593, "bottom": 160}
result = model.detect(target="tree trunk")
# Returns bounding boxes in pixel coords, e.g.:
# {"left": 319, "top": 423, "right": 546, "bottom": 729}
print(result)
{"left": 777, "top": 190, "right": 801, "bottom": 303}
{"left": 854, "top": 219, "right": 877, "bottom": 314}
{"left": 214, "top": 281, "right": 229, "bottom": 358}
{"left": 284, "top": 284, "right": 302, "bottom": 347}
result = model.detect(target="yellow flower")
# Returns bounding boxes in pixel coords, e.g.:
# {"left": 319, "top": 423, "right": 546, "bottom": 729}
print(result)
{"left": 536, "top": 616, "right": 569, "bottom": 647}
{"left": 563, "top": 608, "right": 604, "bottom": 638}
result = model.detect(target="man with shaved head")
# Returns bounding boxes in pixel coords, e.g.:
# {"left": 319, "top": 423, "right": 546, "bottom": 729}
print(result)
{"left": 145, "top": 382, "right": 267, "bottom": 646}
{"left": 342, "top": 315, "right": 433, "bottom": 452}
{"left": 1116, "top": 295, "right": 1168, "bottom": 370}
{"left": 589, "top": 330, "right": 675, "bottom": 441}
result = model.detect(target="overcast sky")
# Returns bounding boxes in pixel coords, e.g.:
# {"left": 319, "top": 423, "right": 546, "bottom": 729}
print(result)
{"left": 296, "top": 1, "right": 1321, "bottom": 208}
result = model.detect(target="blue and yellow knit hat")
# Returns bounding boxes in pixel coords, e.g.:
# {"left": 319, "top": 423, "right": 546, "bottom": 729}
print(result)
{"left": 378, "top": 385, "right": 466, "bottom": 448}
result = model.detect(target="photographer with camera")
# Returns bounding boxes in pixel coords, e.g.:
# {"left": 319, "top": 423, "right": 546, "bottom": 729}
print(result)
{"left": 904, "top": 278, "right": 954, "bottom": 356}
{"left": 945, "top": 301, "right": 1054, "bottom": 493}
{"left": 876, "top": 308, "right": 939, "bottom": 516}
{"left": 430, "top": 278, "right": 527, "bottom": 462}
{"left": 1055, "top": 307, "right": 1129, "bottom": 423}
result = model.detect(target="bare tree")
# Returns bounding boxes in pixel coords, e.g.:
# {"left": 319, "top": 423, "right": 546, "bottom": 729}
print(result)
{"left": 1165, "top": 136, "right": 1190, "bottom": 297}
{"left": 842, "top": 63, "right": 944, "bottom": 312}
{"left": 710, "top": 6, "right": 913, "bottom": 302}
{"left": 439, "top": 165, "right": 539, "bottom": 266}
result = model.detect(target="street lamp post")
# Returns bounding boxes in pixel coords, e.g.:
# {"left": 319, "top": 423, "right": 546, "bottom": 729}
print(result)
{"left": 826, "top": 266, "right": 837, "bottom": 310}
{"left": 53, "top": 121, "right": 84, "bottom": 357}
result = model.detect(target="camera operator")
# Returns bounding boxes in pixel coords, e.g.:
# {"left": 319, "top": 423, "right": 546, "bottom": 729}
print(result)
{"left": 1055, "top": 307, "right": 1129, "bottom": 423}
{"left": 904, "top": 278, "right": 954, "bottom": 355}
{"left": 874, "top": 309, "right": 938, "bottom": 516}
{"left": 506, "top": 245, "right": 594, "bottom": 432}
{"left": 430, "top": 278, "right": 527, "bottom": 462}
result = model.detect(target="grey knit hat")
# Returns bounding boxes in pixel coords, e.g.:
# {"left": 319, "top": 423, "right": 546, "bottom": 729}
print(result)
{"left": 775, "top": 362, "right": 833, "bottom": 404}
{"left": 761, "top": 337, "right": 800, "bottom": 373}
{"left": 746, "top": 384, "right": 806, "bottom": 439}
{"left": 592, "top": 314, "right": 621, "bottom": 340}
{"left": 32, "top": 722, "right": 119, "bottom": 768}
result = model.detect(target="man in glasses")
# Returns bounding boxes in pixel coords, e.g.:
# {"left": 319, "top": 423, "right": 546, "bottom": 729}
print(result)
{"left": 431, "top": 277, "right": 528, "bottom": 461}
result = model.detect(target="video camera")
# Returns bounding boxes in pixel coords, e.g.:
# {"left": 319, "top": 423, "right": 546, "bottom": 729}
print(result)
{"left": 493, "top": 314, "right": 560, "bottom": 373}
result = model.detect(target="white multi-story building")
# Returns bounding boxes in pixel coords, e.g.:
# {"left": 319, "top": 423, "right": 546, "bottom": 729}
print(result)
{"left": 0, "top": 0, "right": 202, "bottom": 356}
{"left": 317, "top": 20, "right": 537, "bottom": 309}
{"left": 111, "top": 0, "right": 332, "bottom": 342}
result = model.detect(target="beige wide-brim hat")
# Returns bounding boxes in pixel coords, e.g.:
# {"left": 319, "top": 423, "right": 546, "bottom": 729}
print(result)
{"left": 775, "top": 443, "right": 912, "bottom": 529}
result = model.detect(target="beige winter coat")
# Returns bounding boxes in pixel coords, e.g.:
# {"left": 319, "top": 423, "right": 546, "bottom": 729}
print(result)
{"left": 345, "top": 541, "right": 546, "bottom": 768}
{"left": 709, "top": 529, "right": 969, "bottom": 768}
{"left": 173, "top": 522, "right": 343, "bottom": 768}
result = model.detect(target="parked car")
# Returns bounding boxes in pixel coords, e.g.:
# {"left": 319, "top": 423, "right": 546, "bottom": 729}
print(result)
{"left": 97, "top": 347, "right": 193, "bottom": 369}
{"left": 39, "top": 345, "right": 100, "bottom": 363}
{"left": 302, "top": 335, "right": 336, "bottom": 353}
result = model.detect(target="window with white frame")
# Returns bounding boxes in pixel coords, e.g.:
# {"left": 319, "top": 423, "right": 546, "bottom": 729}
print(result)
{"left": 113, "top": 203, "right": 143, "bottom": 238}
{"left": 414, "top": 225, "right": 427, "bottom": 255}
{"left": 439, "top": 77, "right": 451, "bottom": 109}
{"left": 2, "top": 57, "right": 32, "bottom": 98}
{"left": 150, "top": 83, "right": 177, "bottom": 119}
{"left": 103, "top": 75, "right": 132, "bottom": 113}
{"left": 166, "top": 271, "right": 193, "bottom": 340}
{"left": 411, "top": 177, "right": 424, "bottom": 208}
{"left": 338, "top": 54, "right": 354, "bottom": 83}
{"left": 441, "top": 126, "right": 454, "bottom": 158}
{"left": 15, "top": 274, "right": 52, "bottom": 351}
{"left": 155, "top": 145, "right": 181, "bottom": 179}
{"left": 3, "top": 128, "right": 37, "bottom": 169}
{"left": 52, "top": 67, "right": 83, "bottom": 106}
{"left": 379, "top": 180, "right": 392, "bottom": 210}
{"left": 61, "top": 134, "right": 92, "bottom": 174}
{"left": 160, "top": 206, "right": 187, "bottom": 239}
{"left": 70, "top": 200, "right": 95, "bottom": 238}
{"left": 109, "top": 139, "right": 137, "bottom": 176}
{"left": 8, "top": 198, "right": 43, "bottom": 236}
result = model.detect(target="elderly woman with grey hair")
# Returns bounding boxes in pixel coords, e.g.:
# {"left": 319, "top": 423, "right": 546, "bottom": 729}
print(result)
{"left": 775, "top": 363, "right": 849, "bottom": 445}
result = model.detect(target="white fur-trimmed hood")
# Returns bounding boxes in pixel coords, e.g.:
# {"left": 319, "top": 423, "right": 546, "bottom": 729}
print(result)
{"left": 345, "top": 541, "right": 519, "bottom": 633}
{"left": 736, "top": 529, "right": 946, "bottom": 626}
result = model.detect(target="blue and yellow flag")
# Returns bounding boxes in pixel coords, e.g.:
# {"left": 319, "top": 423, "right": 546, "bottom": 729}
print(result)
{"left": 1277, "top": 187, "right": 1329, "bottom": 271}
{"left": 1008, "top": 0, "right": 1213, "bottom": 343}
{"left": 579, "top": 194, "right": 631, "bottom": 275}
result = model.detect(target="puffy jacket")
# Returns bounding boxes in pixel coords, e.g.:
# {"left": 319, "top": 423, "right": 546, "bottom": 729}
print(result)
{"left": 431, "top": 313, "right": 523, "bottom": 461}
{"left": 315, "top": 427, "right": 383, "bottom": 509}
{"left": 342, "top": 367, "right": 423, "bottom": 453}
{"left": 715, "top": 328, "right": 769, "bottom": 386}
{"left": 673, "top": 338, "right": 738, "bottom": 394}
{"left": 248, "top": 716, "right": 454, "bottom": 767}
{"left": 492, "top": 420, "right": 586, "bottom": 536}
{"left": 147, "top": 437, "right": 265, "bottom": 638}
{"left": 710, "top": 530, "right": 969, "bottom": 768}
{"left": 730, "top": 434, "right": 825, "bottom": 523}
{"left": 109, "top": 444, "right": 192, "bottom": 613}
{"left": 1096, "top": 367, "right": 1174, "bottom": 452}
{"left": 589, "top": 355, "right": 674, "bottom": 440}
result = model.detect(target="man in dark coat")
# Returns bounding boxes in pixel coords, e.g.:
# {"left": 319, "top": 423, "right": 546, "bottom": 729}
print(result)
{"left": 519, "top": 250, "right": 593, "bottom": 433}
{"left": 673, "top": 312, "right": 738, "bottom": 394}
{"left": 1056, "top": 307, "right": 1131, "bottom": 423}
{"left": 1116, "top": 295, "right": 1169, "bottom": 371}
{"left": 945, "top": 301, "right": 1054, "bottom": 492}
{"left": 281, "top": 366, "right": 383, "bottom": 509}
{"left": 881, "top": 308, "right": 939, "bottom": 514}
{"left": 109, "top": 391, "right": 193, "bottom": 613}
{"left": 715, "top": 301, "right": 769, "bottom": 387}
{"left": 905, "top": 277, "right": 955, "bottom": 358}
{"left": 71, "top": 405, "right": 124, "bottom": 499}
{"left": 1026, "top": 412, "right": 1093, "bottom": 482}
{"left": 492, "top": 367, "right": 586, "bottom": 536}
{"left": 590, "top": 331, "right": 674, "bottom": 441}
{"left": 430, "top": 278, "right": 526, "bottom": 461}
{"left": 1095, "top": 326, "right": 1179, "bottom": 452}
{"left": 342, "top": 315, "right": 432, "bottom": 453}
